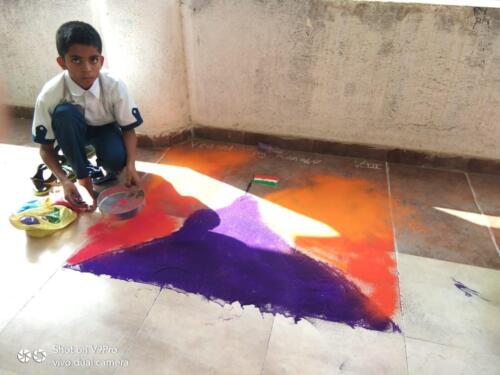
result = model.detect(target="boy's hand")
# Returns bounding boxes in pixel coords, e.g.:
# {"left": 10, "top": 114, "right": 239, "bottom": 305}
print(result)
{"left": 125, "top": 164, "right": 141, "bottom": 188}
{"left": 62, "top": 179, "right": 95, "bottom": 212}
{"left": 62, "top": 180, "right": 89, "bottom": 210}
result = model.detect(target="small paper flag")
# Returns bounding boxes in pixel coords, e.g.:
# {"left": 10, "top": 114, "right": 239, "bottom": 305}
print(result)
{"left": 252, "top": 175, "right": 279, "bottom": 187}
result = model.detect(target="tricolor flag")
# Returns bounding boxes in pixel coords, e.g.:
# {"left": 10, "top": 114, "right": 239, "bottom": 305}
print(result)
{"left": 252, "top": 174, "right": 279, "bottom": 187}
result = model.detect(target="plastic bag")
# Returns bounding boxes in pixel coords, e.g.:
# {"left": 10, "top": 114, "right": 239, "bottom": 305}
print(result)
{"left": 9, "top": 198, "right": 77, "bottom": 238}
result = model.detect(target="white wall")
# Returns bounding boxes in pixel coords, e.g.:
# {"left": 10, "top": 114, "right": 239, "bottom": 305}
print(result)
{"left": 0, "top": 1, "right": 92, "bottom": 106}
{"left": 0, "top": 77, "right": 7, "bottom": 134}
{"left": 0, "top": 0, "right": 189, "bottom": 136}
{"left": 181, "top": 0, "right": 500, "bottom": 160}
{"left": 93, "top": 0, "right": 190, "bottom": 136}
{"left": 1, "top": 0, "right": 499, "bottom": 159}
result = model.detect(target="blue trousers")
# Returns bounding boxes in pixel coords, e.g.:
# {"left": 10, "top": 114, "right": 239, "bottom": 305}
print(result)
{"left": 52, "top": 103, "right": 126, "bottom": 179}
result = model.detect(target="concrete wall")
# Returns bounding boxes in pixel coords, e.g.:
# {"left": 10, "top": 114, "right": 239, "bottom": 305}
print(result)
{"left": 0, "top": 0, "right": 189, "bottom": 136}
{"left": 1, "top": 0, "right": 499, "bottom": 159}
{"left": 0, "top": 77, "right": 7, "bottom": 136}
{"left": 181, "top": 0, "right": 500, "bottom": 160}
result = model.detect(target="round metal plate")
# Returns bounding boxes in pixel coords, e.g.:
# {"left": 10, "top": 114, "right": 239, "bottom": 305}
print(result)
{"left": 97, "top": 186, "right": 145, "bottom": 220}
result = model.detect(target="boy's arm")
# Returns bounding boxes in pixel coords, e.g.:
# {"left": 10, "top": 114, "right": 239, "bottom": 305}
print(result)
{"left": 39, "top": 144, "right": 92, "bottom": 210}
{"left": 122, "top": 128, "right": 141, "bottom": 187}
{"left": 110, "top": 77, "right": 143, "bottom": 187}
{"left": 39, "top": 144, "right": 68, "bottom": 183}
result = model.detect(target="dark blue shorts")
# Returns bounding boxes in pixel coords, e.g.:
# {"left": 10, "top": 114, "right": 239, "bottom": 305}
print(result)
{"left": 51, "top": 103, "right": 127, "bottom": 179}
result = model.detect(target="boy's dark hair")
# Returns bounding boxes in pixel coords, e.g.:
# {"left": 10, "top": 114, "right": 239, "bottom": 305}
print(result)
{"left": 56, "top": 21, "right": 102, "bottom": 56}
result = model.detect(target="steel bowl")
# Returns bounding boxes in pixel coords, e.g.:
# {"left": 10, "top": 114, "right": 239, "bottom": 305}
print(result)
{"left": 97, "top": 185, "right": 145, "bottom": 220}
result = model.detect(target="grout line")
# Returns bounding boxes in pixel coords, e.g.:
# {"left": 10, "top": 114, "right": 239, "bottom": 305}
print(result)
{"left": 465, "top": 172, "right": 500, "bottom": 256}
{"left": 404, "top": 335, "right": 461, "bottom": 349}
{"left": 0, "top": 267, "right": 59, "bottom": 337}
{"left": 385, "top": 161, "right": 410, "bottom": 375}
{"left": 398, "top": 251, "right": 499, "bottom": 272}
{"left": 152, "top": 150, "right": 167, "bottom": 164}
{"left": 0, "top": 227, "right": 94, "bottom": 337}
{"left": 404, "top": 334, "right": 500, "bottom": 357}
{"left": 258, "top": 316, "right": 276, "bottom": 375}
{"left": 112, "top": 287, "right": 162, "bottom": 375}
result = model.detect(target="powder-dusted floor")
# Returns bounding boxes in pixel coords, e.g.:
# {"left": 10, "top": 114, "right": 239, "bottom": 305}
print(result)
{"left": 0, "top": 118, "right": 499, "bottom": 374}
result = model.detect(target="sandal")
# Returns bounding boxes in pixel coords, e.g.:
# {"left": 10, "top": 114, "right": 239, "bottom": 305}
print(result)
{"left": 62, "top": 164, "right": 77, "bottom": 182}
{"left": 31, "top": 164, "right": 56, "bottom": 196}
{"left": 31, "top": 145, "right": 95, "bottom": 196}
{"left": 31, "top": 164, "right": 76, "bottom": 196}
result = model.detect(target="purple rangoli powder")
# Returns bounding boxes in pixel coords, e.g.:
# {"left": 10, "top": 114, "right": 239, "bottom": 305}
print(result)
{"left": 212, "top": 195, "right": 291, "bottom": 253}
{"left": 67, "top": 198, "right": 399, "bottom": 332}
{"left": 452, "top": 278, "right": 490, "bottom": 302}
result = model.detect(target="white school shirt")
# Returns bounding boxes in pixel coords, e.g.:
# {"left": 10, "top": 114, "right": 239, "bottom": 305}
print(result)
{"left": 32, "top": 70, "right": 143, "bottom": 144}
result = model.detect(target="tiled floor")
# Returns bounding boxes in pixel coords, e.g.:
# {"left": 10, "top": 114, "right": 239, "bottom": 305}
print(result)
{"left": 0, "top": 117, "right": 499, "bottom": 374}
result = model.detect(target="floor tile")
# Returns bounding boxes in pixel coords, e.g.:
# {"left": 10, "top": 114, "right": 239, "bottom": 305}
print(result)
{"left": 261, "top": 315, "right": 407, "bottom": 375}
{"left": 399, "top": 254, "right": 500, "bottom": 356}
{"left": 468, "top": 173, "right": 500, "bottom": 253}
{"left": 0, "top": 212, "right": 101, "bottom": 332}
{"left": 468, "top": 173, "right": 500, "bottom": 214}
{"left": 389, "top": 164, "right": 500, "bottom": 269}
{"left": 219, "top": 142, "right": 329, "bottom": 194}
{"left": 83, "top": 140, "right": 401, "bottom": 333}
{"left": 135, "top": 146, "right": 168, "bottom": 164}
{"left": 0, "top": 368, "right": 22, "bottom": 375}
{"left": 237, "top": 144, "right": 400, "bottom": 329}
{"left": 0, "top": 269, "right": 160, "bottom": 374}
{"left": 406, "top": 337, "right": 500, "bottom": 375}
{"left": 213, "top": 140, "right": 387, "bottom": 196}
{"left": 2, "top": 118, "right": 499, "bottom": 374}
{"left": 161, "top": 139, "right": 258, "bottom": 181}
{"left": 117, "top": 288, "right": 274, "bottom": 375}
{"left": 0, "top": 144, "right": 102, "bottom": 331}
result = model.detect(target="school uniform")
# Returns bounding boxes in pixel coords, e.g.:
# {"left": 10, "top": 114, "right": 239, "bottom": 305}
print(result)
{"left": 32, "top": 70, "right": 143, "bottom": 179}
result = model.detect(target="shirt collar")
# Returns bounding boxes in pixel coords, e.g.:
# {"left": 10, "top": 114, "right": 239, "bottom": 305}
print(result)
{"left": 64, "top": 71, "right": 100, "bottom": 99}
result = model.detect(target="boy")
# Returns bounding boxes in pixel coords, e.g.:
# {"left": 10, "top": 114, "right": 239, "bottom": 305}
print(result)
{"left": 32, "top": 21, "right": 143, "bottom": 211}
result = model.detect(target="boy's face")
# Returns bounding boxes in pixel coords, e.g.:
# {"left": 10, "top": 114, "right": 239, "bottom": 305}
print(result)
{"left": 56, "top": 44, "right": 104, "bottom": 90}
